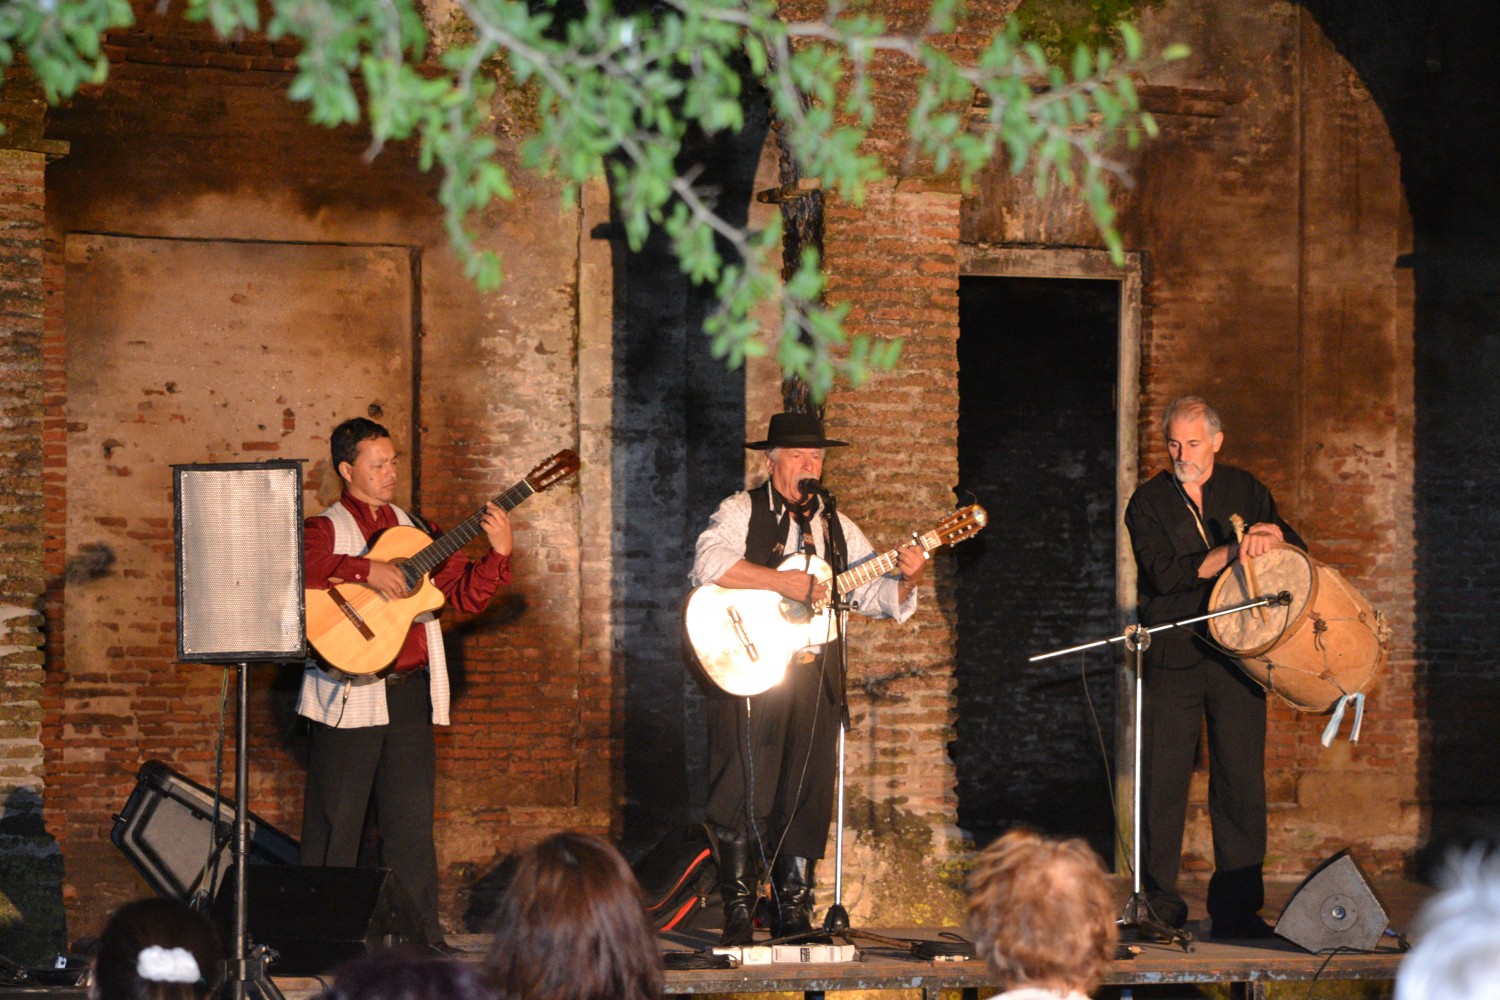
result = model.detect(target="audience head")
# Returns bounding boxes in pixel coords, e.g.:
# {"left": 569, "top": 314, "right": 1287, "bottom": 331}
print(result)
{"left": 965, "top": 829, "right": 1118, "bottom": 996}
{"left": 1396, "top": 846, "right": 1500, "bottom": 1000}
{"left": 91, "top": 898, "right": 221, "bottom": 1000}
{"left": 484, "top": 832, "right": 661, "bottom": 1000}
{"left": 316, "top": 949, "right": 495, "bottom": 1000}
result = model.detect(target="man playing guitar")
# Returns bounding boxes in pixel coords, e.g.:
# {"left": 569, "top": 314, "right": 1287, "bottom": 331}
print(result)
{"left": 297, "top": 417, "right": 513, "bottom": 952}
{"left": 690, "top": 411, "right": 926, "bottom": 946}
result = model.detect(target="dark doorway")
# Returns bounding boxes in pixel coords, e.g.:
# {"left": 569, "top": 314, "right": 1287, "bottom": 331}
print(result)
{"left": 952, "top": 275, "right": 1121, "bottom": 858}
{"left": 612, "top": 100, "right": 772, "bottom": 854}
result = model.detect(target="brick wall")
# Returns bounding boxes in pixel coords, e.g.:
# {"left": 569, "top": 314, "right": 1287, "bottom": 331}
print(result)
{"left": 964, "top": 0, "right": 1418, "bottom": 882}
{"left": 819, "top": 180, "right": 969, "bottom": 922}
{"left": 0, "top": 116, "right": 68, "bottom": 961}
{"left": 1, "top": 0, "right": 1484, "bottom": 950}
{"left": 30, "top": 12, "right": 601, "bottom": 939}
{"left": 1291, "top": 0, "right": 1500, "bottom": 873}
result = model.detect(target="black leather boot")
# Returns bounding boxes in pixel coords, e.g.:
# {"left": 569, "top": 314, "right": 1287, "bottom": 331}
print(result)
{"left": 714, "top": 830, "right": 756, "bottom": 947}
{"left": 1208, "top": 864, "right": 1274, "bottom": 940}
{"left": 771, "top": 855, "right": 828, "bottom": 941}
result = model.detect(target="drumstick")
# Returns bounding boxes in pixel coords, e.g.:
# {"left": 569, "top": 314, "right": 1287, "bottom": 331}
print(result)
{"left": 1230, "top": 514, "right": 1267, "bottom": 622}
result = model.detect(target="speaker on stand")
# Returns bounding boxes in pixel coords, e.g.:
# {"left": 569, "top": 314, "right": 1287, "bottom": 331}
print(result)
{"left": 1275, "top": 849, "right": 1391, "bottom": 954}
{"left": 174, "top": 460, "right": 306, "bottom": 1000}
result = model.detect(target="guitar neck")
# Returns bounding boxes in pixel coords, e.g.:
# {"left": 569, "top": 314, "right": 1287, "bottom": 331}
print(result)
{"left": 404, "top": 480, "right": 534, "bottom": 580}
{"left": 832, "top": 527, "right": 943, "bottom": 594}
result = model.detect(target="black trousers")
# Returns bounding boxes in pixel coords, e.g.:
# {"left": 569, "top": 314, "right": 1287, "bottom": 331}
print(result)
{"left": 1142, "top": 654, "right": 1268, "bottom": 919}
{"left": 300, "top": 675, "right": 441, "bottom": 940}
{"left": 706, "top": 654, "right": 841, "bottom": 860}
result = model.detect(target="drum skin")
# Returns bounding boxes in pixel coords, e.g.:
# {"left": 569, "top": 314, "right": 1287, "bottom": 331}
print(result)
{"left": 1208, "top": 543, "right": 1390, "bottom": 714}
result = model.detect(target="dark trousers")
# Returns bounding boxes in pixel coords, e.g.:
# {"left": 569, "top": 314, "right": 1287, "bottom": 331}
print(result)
{"left": 300, "top": 675, "right": 441, "bottom": 940}
{"left": 706, "top": 655, "right": 840, "bottom": 860}
{"left": 1142, "top": 655, "right": 1268, "bottom": 919}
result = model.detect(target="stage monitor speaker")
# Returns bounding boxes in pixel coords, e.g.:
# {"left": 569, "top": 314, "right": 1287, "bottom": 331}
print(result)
{"left": 213, "top": 866, "right": 429, "bottom": 977}
{"left": 111, "top": 760, "right": 300, "bottom": 905}
{"left": 1275, "top": 849, "right": 1390, "bottom": 953}
{"left": 174, "top": 460, "right": 306, "bottom": 663}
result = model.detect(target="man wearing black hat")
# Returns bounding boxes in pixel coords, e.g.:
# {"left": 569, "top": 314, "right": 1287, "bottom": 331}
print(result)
{"left": 690, "top": 411, "right": 927, "bottom": 946}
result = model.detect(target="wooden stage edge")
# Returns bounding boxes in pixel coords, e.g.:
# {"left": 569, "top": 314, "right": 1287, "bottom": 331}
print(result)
{"left": 0, "top": 880, "right": 1423, "bottom": 1000}
{"left": 258, "top": 925, "right": 1405, "bottom": 1000}
{"left": 0, "top": 929, "right": 1406, "bottom": 1000}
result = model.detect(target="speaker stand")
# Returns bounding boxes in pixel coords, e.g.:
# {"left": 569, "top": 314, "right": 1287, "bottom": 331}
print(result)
{"left": 242, "top": 942, "right": 286, "bottom": 1000}
{"left": 224, "top": 663, "right": 285, "bottom": 1000}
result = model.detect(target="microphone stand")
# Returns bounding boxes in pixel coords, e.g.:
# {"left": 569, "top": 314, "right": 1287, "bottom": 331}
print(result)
{"left": 820, "top": 487, "right": 852, "bottom": 936}
{"left": 1029, "top": 592, "right": 1291, "bottom": 951}
{"left": 823, "top": 594, "right": 853, "bottom": 936}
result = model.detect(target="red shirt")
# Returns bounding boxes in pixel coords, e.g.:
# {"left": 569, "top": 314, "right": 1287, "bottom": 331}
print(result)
{"left": 305, "top": 493, "right": 512, "bottom": 672}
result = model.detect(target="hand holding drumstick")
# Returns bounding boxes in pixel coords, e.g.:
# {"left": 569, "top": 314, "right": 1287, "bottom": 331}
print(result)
{"left": 1231, "top": 513, "right": 1284, "bottom": 621}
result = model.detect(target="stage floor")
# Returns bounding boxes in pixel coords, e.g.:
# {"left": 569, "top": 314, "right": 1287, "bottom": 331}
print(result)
{"left": 261, "top": 875, "right": 1424, "bottom": 1000}
{"left": 0, "top": 878, "right": 1427, "bottom": 1000}
{"left": 247, "top": 921, "right": 1406, "bottom": 1000}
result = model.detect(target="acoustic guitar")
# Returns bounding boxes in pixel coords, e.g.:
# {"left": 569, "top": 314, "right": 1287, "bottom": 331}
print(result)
{"left": 305, "top": 450, "right": 580, "bottom": 674}
{"left": 684, "top": 504, "right": 988, "bottom": 696}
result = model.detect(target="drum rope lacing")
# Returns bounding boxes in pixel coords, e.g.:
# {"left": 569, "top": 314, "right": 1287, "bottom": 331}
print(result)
{"left": 1247, "top": 604, "right": 1391, "bottom": 746}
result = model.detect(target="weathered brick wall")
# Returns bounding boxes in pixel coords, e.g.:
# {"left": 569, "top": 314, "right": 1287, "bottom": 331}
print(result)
{"left": 0, "top": 75, "right": 68, "bottom": 961}
{"left": 820, "top": 181, "right": 968, "bottom": 923}
{"left": 1292, "top": 0, "right": 1500, "bottom": 872}
{"left": 3, "top": 0, "right": 1477, "bottom": 950}
{"left": 31, "top": 8, "right": 601, "bottom": 940}
{"left": 772, "top": 0, "right": 1021, "bottom": 928}
{"left": 965, "top": 0, "right": 1417, "bottom": 882}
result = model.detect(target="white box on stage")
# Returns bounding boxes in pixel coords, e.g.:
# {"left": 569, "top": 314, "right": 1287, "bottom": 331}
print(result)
{"left": 771, "top": 943, "right": 859, "bottom": 963}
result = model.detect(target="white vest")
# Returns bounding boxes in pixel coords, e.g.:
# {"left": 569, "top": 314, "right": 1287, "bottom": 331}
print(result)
{"left": 295, "top": 501, "right": 451, "bottom": 727}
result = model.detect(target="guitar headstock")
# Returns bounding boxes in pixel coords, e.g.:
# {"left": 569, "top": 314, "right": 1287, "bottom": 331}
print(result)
{"left": 526, "top": 450, "right": 581, "bottom": 493}
{"left": 924, "top": 504, "right": 988, "bottom": 549}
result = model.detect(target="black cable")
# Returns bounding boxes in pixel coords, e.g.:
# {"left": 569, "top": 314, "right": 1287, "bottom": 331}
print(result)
{"left": 1302, "top": 946, "right": 1347, "bottom": 1000}
{"left": 663, "top": 950, "right": 738, "bottom": 970}
{"left": 0, "top": 953, "right": 31, "bottom": 986}
{"left": 1079, "top": 650, "right": 1131, "bottom": 882}
{"left": 910, "top": 937, "right": 975, "bottom": 960}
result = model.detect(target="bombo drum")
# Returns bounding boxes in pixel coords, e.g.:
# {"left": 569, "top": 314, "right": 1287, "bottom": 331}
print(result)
{"left": 1208, "top": 543, "right": 1390, "bottom": 713}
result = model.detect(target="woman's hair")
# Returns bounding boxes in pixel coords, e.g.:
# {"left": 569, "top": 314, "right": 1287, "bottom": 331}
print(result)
{"left": 316, "top": 949, "right": 496, "bottom": 1000}
{"left": 965, "top": 829, "right": 1119, "bottom": 995}
{"left": 484, "top": 832, "right": 661, "bottom": 1000}
{"left": 91, "top": 898, "right": 222, "bottom": 1000}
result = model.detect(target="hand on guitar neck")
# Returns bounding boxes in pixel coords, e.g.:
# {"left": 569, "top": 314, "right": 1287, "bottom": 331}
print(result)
{"left": 336, "top": 503, "right": 512, "bottom": 600}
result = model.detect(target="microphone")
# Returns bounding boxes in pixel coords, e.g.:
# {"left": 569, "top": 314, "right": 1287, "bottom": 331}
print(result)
{"left": 798, "top": 478, "right": 831, "bottom": 496}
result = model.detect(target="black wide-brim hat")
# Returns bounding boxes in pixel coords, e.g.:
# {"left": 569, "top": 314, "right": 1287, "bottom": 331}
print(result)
{"left": 745, "top": 412, "right": 848, "bottom": 450}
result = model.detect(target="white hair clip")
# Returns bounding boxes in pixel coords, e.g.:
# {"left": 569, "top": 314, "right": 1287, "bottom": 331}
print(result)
{"left": 137, "top": 946, "right": 201, "bottom": 984}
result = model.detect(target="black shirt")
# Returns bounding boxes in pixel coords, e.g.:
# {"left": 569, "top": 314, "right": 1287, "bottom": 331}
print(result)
{"left": 1124, "top": 464, "right": 1305, "bottom": 669}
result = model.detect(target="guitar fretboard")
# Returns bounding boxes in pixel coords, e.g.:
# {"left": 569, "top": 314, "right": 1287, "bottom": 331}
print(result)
{"left": 830, "top": 529, "right": 940, "bottom": 595}
{"left": 402, "top": 480, "right": 536, "bottom": 586}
